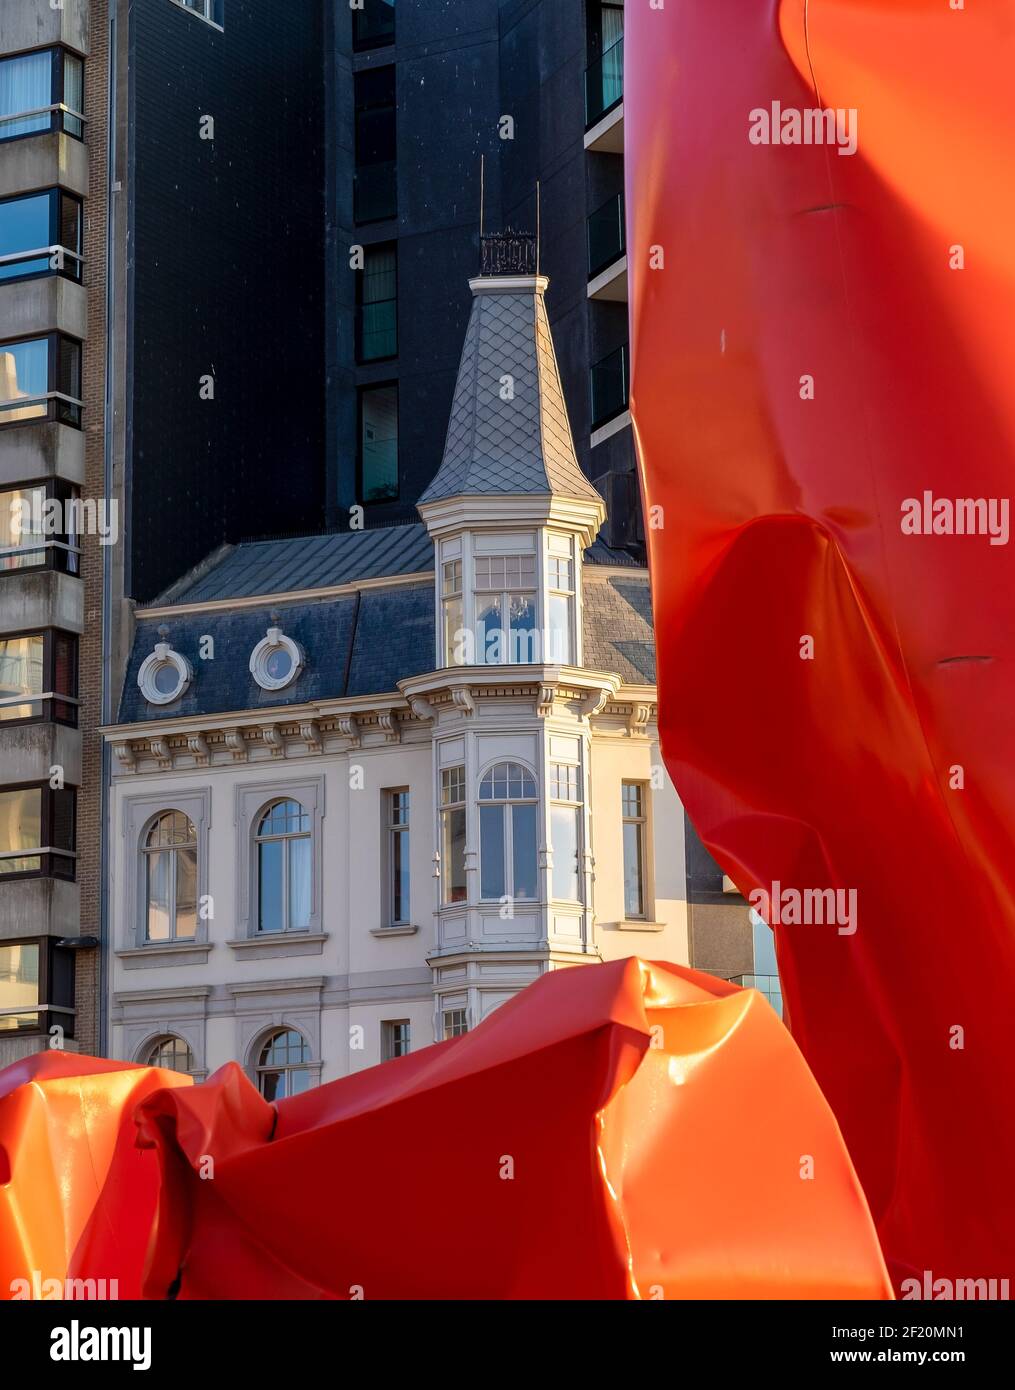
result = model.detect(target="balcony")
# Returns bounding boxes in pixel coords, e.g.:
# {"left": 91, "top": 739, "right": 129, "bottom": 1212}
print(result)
{"left": 587, "top": 192, "right": 627, "bottom": 301}
{"left": 584, "top": 36, "right": 624, "bottom": 153}
{"left": 590, "top": 344, "right": 629, "bottom": 432}
{"left": 354, "top": 161, "right": 397, "bottom": 226}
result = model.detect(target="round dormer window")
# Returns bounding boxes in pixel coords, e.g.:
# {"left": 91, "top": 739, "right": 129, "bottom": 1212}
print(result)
{"left": 250, "top": 627, "right": 303, "bottom": 692}
{"left": 138, "top": 642, "right": 192, "bottom": 706}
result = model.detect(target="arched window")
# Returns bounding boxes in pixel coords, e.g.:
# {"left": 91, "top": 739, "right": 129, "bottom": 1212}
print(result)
{"left": 145, "top": 1034, "right": 195, "bottom": 1074}
{"left": 256, "top": 1028, "right": 311, "bottom": 1101}
{"left": 255, "top": 799, "right": 311, "bottom": 934}
{"left": 478, "top": 762, "right": 538, "bottom": 901}
{"left": 143, "top": 811, "right": 197, "bottom": 941}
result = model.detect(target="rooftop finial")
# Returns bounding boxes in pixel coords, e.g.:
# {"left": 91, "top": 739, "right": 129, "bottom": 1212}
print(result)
{"left": 480, "top": 228, "right": 537, "bottom": 276}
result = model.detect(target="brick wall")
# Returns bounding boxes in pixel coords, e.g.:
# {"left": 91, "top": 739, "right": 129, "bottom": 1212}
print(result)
{"left": 75, "top": 0, "right": 110, "bottom": 1058}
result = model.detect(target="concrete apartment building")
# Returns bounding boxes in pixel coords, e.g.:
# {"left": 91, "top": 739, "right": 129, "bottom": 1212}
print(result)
{"left": 2, "top": 0, "right": 768, "bottom": 1076}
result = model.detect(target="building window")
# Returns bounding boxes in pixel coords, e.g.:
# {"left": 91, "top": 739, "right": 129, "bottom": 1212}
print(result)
{"left": 354, "top": 66, "right": 397, "bottom": 224}
{"left": 172, "top": 0, "right": 225, "bottom": 28}
{"left": 585, "top": 1, "right": 624, "bottom": 127}
{"left": 474, "top": 554, "right": 537, "bottom": 664}
{"left": 359, "top": 383, "right": 398, "bottom": 503}
{"left": 442, "top": 1008, "right": 468, "bottom": 1040}
{"left": 0, "top": 481, "right": 81, "bottom": 575}
{"left": 478, "top": 762, "right": 538, "bottom": 902}
{"left": 0, "top": 940, "right": 74, "bottom": 1037}
{"left": 440, "top": 766, "right": 466, "bottom": 904}
{"left": 590, "top": 343, "right": 629, "bottom": 431}
{"left": 143, "top": 811, "right": 198, "bottom": 943}
{"left": 249, "top": 626, "right": 303, "bottom": 692}
{"left": 547, "top": 553, "right": 575, "bottom": 664}
{"left": 0, "top": 334, "right": 82, "bottom": 428}
{"left": 550, "top": 763, "right": 582, "bottom": 902}
{"left": 382, "top": 1019, "right": 410, "bottom": 1060}
{"left": 0, "top": 47, "right": 83, "bottom": 143}
{"left": 357, "top": 243, "right": 397, "bottom": 362}
{"left": 0, "top": 629, "right": 78, "bottom": 726}
{"left": 0, "top": 190, "right": 82, "bottom": 284}
{"left": 353, "top": 0, "right": 395, "bottom": 52}
{"left": 622, "top": 782, "right": 646, "bottom": 919}
{"left": 256, "top": 799, "right": 312, "bottom": 934}
{"left": 442, "top": 559, "right": 463, "bottom": 666}
{"left": 0, "top": 783, "right": 76, "bottom": 880}
{"left": 146, "top": 1035, "right": 195, "bottom": 1074}
{"left": 386, "top": 788, "right": 410, "bottom": 925}
{"left": 256, "top": 1028, "right": 311, "bottom": 1101}
{"left": 137, "top": 639, "right": 192, "bottom": 706}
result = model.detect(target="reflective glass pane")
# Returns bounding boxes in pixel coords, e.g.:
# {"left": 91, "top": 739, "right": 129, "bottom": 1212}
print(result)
{"left": 146, "top": 851, "right": 171, "bottom": 941}
{"left": 480, "top": 803, "right": 505, "bottom": 899}
{"left": 508, "top": 593, "right": 538, "bottom": 663}
{"left": 258, "top": 838, "right": 284, "bottom": 932}
{"left": 0, "top": 633, "right": 44, "bottom": 720}
{"left": 548, "top": 593, "right": 572, "bottom": 663}
{"left": 551, "top": 804, "right": 580, "bottom": 901}
{"left": 0, "top": 192, "right": 53, "bottom": 281}
{"left": 175, "top": 846, "right": 198, "bottom": 939}
{"left": 511, "top": 802, "right": 538, "bottom": 900}
{"left": 623, "top": 821, "right": 644, "bottom": 918}
{"left": 391, "top": 825, "right": 409, "bottom": 922}
{"left": 476, "top": 594, "right": 502, "bottom": 663}
{"left": 0, "top": 338, "right": 48, "bottom": 422}
{"left": 443, "top": 807, "right": 466, "bottom": 903}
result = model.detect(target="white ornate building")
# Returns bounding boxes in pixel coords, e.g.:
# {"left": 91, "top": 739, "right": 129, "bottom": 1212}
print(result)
{"left": 100, "top": 268, "right": 695, "bottom": 1095}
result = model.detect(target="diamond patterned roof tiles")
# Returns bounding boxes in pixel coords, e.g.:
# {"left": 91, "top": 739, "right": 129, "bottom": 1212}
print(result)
{"left": 419, "top": 281, "right": 603, "bottom": 506}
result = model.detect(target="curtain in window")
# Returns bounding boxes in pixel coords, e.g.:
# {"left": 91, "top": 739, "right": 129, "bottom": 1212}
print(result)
{"left": 62, "top": 55, "right": 83, "bottom": 137}
{"left": 288, "top": 835, "right": 311, "bottom": 929}
{"left": 0, "top": 52, "right": 50, "bottom": 140}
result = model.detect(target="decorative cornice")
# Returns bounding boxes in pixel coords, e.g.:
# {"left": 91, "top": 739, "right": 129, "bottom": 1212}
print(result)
{"left": 224, "top": 729, "right": 247, "bottom": 762}
{"left": 150, "top": 737, "right": 171, "bottom": 770}
{"left": 338, "top": 715, "right": 360, "bottom": 747}
{"left": 187, "top": 733, "right": 210, "bottom": 766}
{"left": 300, "top": 719, "right": 322, "bottom": 754}
{"left": 377, "top": 710, "right": 401, "bottom": 744}
{"left": 260, "top": 724, "right": 284, "bottom": 758}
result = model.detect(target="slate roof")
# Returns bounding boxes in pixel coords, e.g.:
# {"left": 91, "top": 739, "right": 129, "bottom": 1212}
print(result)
{"left": 581, "top": 574, "right": 656, "bottom": 684}
{"left": 118, "top": 584, "right": 434, "bottom": 723}
{"left": 418, "top": 279, "right": 604, "bottom": 506}
{"left": 153, "top": 523, "right": 433, "bottom": 606}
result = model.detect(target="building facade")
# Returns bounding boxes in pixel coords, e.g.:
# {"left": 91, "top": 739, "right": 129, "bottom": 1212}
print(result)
{"left": 101, "top": 264, "right": 690, "bottom": 1083}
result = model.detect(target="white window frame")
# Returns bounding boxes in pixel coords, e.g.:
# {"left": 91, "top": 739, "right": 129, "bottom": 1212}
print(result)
{"left": 382, "top": 1019, "right": 411, "bottom": 1060}
{"left": 234, "top": 778, "right": 325, "bottom": 939}
{"left": 621, "top": 780, "right": 648, "bottom": 920}
{"left": 254, "top": 798, "right": 313, "bottom": 935}
{"left": 477, "top": 760, "right": 539, "bottom": 903}
{"left": 473, "top": 554, "right": 538, "bottom": 665}
{"left": 142, "top": 810, "right": 199, "bottom": 943}
{"left": 549, "top": 762, "right": 583, "bottom": 903}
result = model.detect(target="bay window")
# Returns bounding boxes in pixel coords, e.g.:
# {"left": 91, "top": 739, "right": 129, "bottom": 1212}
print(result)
{"left": 0, "top": 629, "right": 78, "bottom": 725}
{"left": 0, "top": 334, "right": 82, "bottom": 427}
{"left": 440, "top": 766, "right": 466, "bottom": 903}
{"left": 0, "top": 783, "right": 76, "bottom": 880}
{"left": 0, "top": 940, "right": 75, "bottom": 1037}
{"left": 479, "top": 761, "right": 538, "bottom": 901}
{"left": 0, "top": 48, "right": 83, "bottom": 142}
{"left": 442, "top": 559, "right": 463, "bottom": 666}
{"left": 0, "top": 480, "right": 81, "bottom": 575}
{"left": 550, "top": 763, "right": 582, "bottom": 901}
{"left": 0, "top": 189, "right": 82, "bottom": 284}
{"left": 474, "top": 554, "right": 537, "bottom": 664}
{"left": 547, "top": 551, "right": 575, "bottom": 663}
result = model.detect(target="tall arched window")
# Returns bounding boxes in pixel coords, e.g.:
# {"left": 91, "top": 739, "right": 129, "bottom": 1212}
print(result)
{"left": 478, "top": 762, "right": 538, "bottom": 901}
{"left": 256, "top": 1028, "right": 311, "bottom": 1101}
{"left": 255, "top": 799, "right": 311, "bottom": 933}
{"left": 145, "top": 1035, "right": 194, "bottom": 1074}
{"left": 143, "top": 811, "right": 197, "bottom": 941}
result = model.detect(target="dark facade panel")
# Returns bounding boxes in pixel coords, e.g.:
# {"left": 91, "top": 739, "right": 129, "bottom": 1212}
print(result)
{"left": 126, "top": 0, "right": 326, "bottom": 602}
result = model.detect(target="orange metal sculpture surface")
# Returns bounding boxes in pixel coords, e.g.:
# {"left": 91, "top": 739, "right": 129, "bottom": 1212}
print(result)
{"left": 0, "top": 962, "right": 890, "bottom": 1299}
{"left": 625, "top": 0, "right": 1015, "bottom": 1289}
